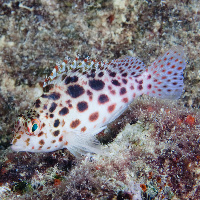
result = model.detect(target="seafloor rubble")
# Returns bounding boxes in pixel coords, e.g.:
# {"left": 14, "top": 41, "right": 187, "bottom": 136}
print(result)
{"left": 0, "top": 0, "right": 199, "bottom": 199}
{"left": 0, "top": 97, "right": 199, "bottom": 199}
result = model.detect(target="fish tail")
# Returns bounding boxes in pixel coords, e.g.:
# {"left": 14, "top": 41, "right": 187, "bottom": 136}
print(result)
{"left": 144, "top": 46, "right": 186, "bottom": 100}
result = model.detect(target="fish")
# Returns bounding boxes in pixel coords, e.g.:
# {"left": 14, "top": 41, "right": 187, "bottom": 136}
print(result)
{"left": 11, "top": 46, "right": 186, "bottom": 156}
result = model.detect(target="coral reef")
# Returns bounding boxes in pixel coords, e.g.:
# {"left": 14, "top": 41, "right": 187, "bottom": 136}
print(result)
{"left": 0, "top": 0, "right": 199, "bottom": 199}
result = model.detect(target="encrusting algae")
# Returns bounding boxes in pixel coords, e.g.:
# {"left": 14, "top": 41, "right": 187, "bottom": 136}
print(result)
{"left": 11, "top": 46, "right": 186, "bottom": 156}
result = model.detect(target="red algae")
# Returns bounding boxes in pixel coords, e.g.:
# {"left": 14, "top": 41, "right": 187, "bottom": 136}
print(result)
{"left": 140, "top": 184, "right": 147, "bottom": 192}
{"left": 185, "top": 114, "right": 195, "bottom": 126}
{"left": 54, "top": 179, "right": 61, "bottom": 187}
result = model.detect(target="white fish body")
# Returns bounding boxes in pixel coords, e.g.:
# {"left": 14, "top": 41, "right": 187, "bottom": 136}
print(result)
{"left": 11, "top": 46, "right": 186, "bottom": 156}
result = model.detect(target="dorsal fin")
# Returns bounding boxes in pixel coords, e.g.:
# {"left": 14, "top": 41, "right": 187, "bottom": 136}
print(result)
{"left": 43, "top": 55, "right": 147, "bottom": 87}
{"left": 104, "top": 56, "right": 146, "bottom": 77}
{"left": 43, "top": 57, "right": 105, "bottom": 87}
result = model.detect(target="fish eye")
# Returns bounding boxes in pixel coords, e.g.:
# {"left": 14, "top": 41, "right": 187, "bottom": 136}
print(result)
{"left": 28, "top": 119, "right": 40, "bottom": 135}
{"left": 32, "top": 123, "right": 38, "bottom": 132}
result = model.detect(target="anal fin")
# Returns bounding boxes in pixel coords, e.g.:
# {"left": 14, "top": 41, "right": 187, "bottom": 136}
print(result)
{"left": 63, "top": 126, "right": 107, "bottom": 157}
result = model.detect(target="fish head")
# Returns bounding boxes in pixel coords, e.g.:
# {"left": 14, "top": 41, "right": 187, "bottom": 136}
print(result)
{"left": 11, "top": 109, "right": 64, "bottom": 152}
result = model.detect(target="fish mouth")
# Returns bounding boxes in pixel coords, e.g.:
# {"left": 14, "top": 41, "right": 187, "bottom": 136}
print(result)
{"left": 11, "top": 144, "right": 24, "bottom": 152}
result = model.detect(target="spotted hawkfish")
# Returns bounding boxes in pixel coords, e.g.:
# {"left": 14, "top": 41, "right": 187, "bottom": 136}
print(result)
{"left": 11, "top": 46, "right": 186, "bottom": 156}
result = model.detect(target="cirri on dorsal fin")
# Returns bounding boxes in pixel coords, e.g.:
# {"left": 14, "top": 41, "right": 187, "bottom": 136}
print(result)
{"left": 43, "top": 56, "right": 105, "bottom": 87}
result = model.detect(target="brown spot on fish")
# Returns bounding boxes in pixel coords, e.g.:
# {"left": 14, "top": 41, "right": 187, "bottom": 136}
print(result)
{"left": 65, "top": 76, "right": 79, "bottom": 85}
{"left": 25, "top": 138, "right": 30, "bottom": 146}
{"left": 108, "top": 104, "right": 116, "bottom": 113}
{"left": 43, "top": 84, "right": 54, "bottom": 92}
{"left": 38, "top": 131, "right": 44, "bottom": 137}
{"left": 59, "top": 136, "right": 63, "bottom": 142}
{"left": 41, "top": 123, "right": 46, "bottom": 128}
{"left": 120, "top": 87, "right": 127, "bottom": 95}
{"left": 35, "top": 99, "right": 41, "bottom": 108}
{"left": 111, "top": 90, "right": 116, "bottom": 95}
{"left": 138, "top": 85, "right": 143, "bottom": 90}
{"left": 54, "top": 119, "right": 60, "bottom": 128}
{"left": 53, "top": 130, "right": 60, "bottom": 137}
{"left": 98, "top": 94, "right": 109, "bottom": 104}
{"left": 122, "top": 72, "right": 127, "bottom": 77}
{"left": 67, "top": 84, "right": 85, "bottom": 98}
{"left": 89, "top": 112, "right": 99, "bottom": 122}
{"left": 42, "top": 92, "right": 61, "bottom": 100}
{"left": 98, "top": 72, "right": 104, "bottom": 77}
{"left": 59, "top": 107, "right": 69, "bottom": 116}
{"left": 77, "top": 101, "right": 88, "bottom": 112}
{"left": 122, "top": 79, "right": 127, "bottom": 84}
{"left": 109, "top": 72, "right": 116, "bottom": 77}
{"left": 89, "top": 79, "right": 105, "bottom": 91}
{"left": 112, "top": 79, "right": 121, "bottom": 86}
{"left": 49, "top": 102, "right": 57, "bottom": 113}
{"left": 70, "top": 119, "right": 81, "bottom": 129}
{"left": 81, "top": 126, "right": 86, "bottom": 132}
{"left": 122, "top": 98, "right": 128, "bottom": 103}
{"left": 39, "top": 139, "right": 45, "bottom": 146}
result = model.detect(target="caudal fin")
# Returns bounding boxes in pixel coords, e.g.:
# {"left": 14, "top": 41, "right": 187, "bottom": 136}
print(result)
{"left": 145, "top": 46, "right": 186, "bottom": 100}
